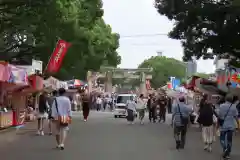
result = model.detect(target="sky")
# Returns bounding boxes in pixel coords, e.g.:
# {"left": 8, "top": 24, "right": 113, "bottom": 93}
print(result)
{"left": 102, "top": 0, "right": 215, "bottom": 73}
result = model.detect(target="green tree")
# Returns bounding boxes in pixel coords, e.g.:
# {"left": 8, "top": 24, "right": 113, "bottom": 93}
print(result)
{"left": 154, "top": 0, "right": 240, "bottom": 62}
{"left": 194, "top": 72, "right": 210, "bottom": 79}
{"left": 0, "top": 0, "right": 121, "bottom": 80}
{"left": 138, "top": 56, "right": 186, "bottom": 88}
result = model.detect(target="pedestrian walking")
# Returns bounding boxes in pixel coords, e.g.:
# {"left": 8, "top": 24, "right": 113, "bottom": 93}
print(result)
{"left": 172, "top": 96, "right": 192, "bottom": 149}
{"left": 158, "top": 95, "right": 167, "bottom": 123}
{"left": 126, "top": 96, "right": 137, "bottom": 124}
{"left": 81, "top": 91, "right": 90, "bottom": 121}
{"left": 51, "top": 88, "right": 72, "bottom": 150}
{"left": 47, "top": 90, "right": 58, "bottom": 135}
{"left": 218, "top": 95, "right": 239, "bottom": 159}
{"left": 96, "top": 95, "right": 102, "bottom": 111}
{"left": 147, "top": 94, "right": 156, "bottom": 123}
{"left": 36, "top": 92, "right": 49, "bottom": 136}
{"left": 198, "top": 94, "right": 217, "bottom": 152}
{"left": 137, "top": 94, "right": 146, "bottom": 124}
{"left": 167, "top": 96, "right": 172, "bottom": 113}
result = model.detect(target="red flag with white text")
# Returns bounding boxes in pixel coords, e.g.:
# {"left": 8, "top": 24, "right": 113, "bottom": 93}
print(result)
{"left": 46, "top": 40, "right": 71, "bottom": 73}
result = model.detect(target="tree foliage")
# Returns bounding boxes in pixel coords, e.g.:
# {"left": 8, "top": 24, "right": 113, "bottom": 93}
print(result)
{"left": 0, "top": 0, "right": 121, "bottom": 79}
{"left": 155, "top": 0, "right": 240, "bottom": 62}
{"left": 138, "top": 56, "right": 186, "bottom": 88}
{"left": 194, "top": 72, "right": 210, "bottom": 79}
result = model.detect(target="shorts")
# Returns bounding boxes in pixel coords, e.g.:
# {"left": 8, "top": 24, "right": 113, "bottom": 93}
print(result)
{"left": 52, "top": 120, "right": 69, "bottom": 135}
{"left": 48, "top": 113, "right": 54, "bottom": 120}
{"left": 37, "top": 112, "right": 48, "bottom": 119}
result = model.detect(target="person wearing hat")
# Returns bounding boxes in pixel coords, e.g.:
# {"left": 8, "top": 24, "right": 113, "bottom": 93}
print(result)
{"left": 171, "top": 96, "right": 192, "bottom": 149}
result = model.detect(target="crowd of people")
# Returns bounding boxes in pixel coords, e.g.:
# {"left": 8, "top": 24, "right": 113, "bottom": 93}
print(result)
{"left": 36, "top": 88, "right": 90, "bottom": 150}
{"left": 34, "top": 88, "right": 240, "bottom": 159}
{"left": 122, "top": 92, "right": 240, "bottom": 160}
{"left": 172, "top": 94, "right": 240, "bottom": 160}
{"left": 124, "top": 93, "right": 172, "bottom": 125}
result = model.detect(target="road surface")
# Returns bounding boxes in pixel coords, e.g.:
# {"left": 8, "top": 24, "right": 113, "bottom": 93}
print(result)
{"left": 0, "top": 111, "right": 240, "bottom": 160}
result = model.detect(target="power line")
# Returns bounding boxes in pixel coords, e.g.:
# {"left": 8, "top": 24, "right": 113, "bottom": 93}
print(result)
{"left": 120, "top": 33, "right": 168, "bottom": 38}
{"left": 120, "top": 43, "right": 167, "bottom": 46}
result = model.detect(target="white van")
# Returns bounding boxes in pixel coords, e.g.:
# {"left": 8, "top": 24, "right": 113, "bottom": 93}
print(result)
{"left": 114, "top": 94, "right": 137, "bottom": 118}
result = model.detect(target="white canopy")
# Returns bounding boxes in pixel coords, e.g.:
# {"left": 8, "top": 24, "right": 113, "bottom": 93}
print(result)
{"left": 44, "top": 76, "right": 68, "bottom": 92}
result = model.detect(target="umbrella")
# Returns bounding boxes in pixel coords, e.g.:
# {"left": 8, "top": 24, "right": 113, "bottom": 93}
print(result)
{"left": 74, "top": 79, "right": 82, "bottom": 86}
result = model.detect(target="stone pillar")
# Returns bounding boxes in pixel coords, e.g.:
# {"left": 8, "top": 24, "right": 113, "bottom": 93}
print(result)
{"left": 105, "top": 71, "right": 112, "bottom": 93}
{"left": 87, "top": 71, "right": 92, "bottom": 94}
{"left": 139, "top": 72, "right": 146, "bottom": 95}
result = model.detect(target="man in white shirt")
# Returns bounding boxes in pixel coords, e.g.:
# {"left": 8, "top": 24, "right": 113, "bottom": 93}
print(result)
{"left": 126, "top": 96, "right": 137, "bottom": 124}
{"left": 51, "top": 88, "right": 72, "bottom": 150}
{"left": 96, "top": 96, "right": 102, "bottom": 111}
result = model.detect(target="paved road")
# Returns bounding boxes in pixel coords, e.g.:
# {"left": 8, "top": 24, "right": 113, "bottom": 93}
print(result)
{"left": 0, "top": 111, "right": 240, "bottom": 160}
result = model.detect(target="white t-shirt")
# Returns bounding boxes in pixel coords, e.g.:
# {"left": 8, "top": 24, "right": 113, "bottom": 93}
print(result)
{"left": 96, "top": 97, "right": 102, "bottom": 104}
{"left": 137, "top": 98, "right": 146, "bottom": 110}
{"left": 126, "top": 100, "right": 137, "bottom": 111}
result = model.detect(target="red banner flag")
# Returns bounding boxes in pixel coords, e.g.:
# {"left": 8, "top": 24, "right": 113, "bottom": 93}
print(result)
{"left": 46, "top": 40, "right": 71, "bottom": 73}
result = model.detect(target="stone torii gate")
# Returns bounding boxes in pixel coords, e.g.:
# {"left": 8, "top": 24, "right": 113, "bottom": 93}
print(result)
{"left": 98, "top": 67, "right": 152, "bottom": 94}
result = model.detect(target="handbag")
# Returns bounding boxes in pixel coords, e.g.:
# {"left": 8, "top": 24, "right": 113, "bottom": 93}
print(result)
{"left": 218, "top": 103, "right": 232, "bottom": 127}
{"left": 55, "top": 98, "right": 70, "bottom": 126}
{"left": 177, "top": 104, "right": 189, "bottom": 126}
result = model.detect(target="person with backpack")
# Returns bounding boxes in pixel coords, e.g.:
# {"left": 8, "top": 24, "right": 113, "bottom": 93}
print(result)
{"left": 172, "top": 96, "right": 192, "bottom": 149}
{"left": 218, "top": 94, "right": 239, "bottom": 159}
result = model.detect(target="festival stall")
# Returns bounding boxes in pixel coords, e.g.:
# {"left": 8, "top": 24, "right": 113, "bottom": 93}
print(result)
{"left": 0, "top": 63, "right": 29, "bottom": 128}
{"left": 67, "top": 79, "right": 87, "bottom": 89}
{"left": 44, "top": 76, "right": 59, "bottom": 92}
{"left": 22, "top": 74, "right": 44, "bottom": 121}
{"left": 58, "top": 81, "right": 68, "bottom": 90}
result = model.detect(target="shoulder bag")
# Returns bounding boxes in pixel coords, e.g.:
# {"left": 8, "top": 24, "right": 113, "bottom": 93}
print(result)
{"left": 177, "top": 104, "right": 189, "bottom": 126}
{"left": 55, "top": 98, "right": 70, "bottom": 126}
{"left": 218, "top": 103, "right": 232, "bottom": 127}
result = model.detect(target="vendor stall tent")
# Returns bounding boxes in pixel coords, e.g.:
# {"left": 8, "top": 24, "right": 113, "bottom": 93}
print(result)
{"left": 44, "top": 76, "right": 60, "bottom": 92}
{"left": 0, "top": 62, "right": 44, "bottom": 128}
{"left": 0, "top": 63, "right": 30, "bottom": 128}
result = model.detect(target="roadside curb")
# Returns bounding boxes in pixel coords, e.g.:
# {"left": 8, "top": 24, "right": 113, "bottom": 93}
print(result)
{"left": 0, "top": 121, "right": 36, "bottom": 134}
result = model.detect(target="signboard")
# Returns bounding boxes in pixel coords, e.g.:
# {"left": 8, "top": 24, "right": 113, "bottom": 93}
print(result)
{"left": 216, "top": 67, "right": 240, "bottom": 92}
{"left": 32, "top": 59, "right": 43, "bottom": 73}
{"left": 170, "top": 77, "right": 180, "bottom": 90}
{"left": 17, "top": 59, "right": 43, "bottom": 75}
